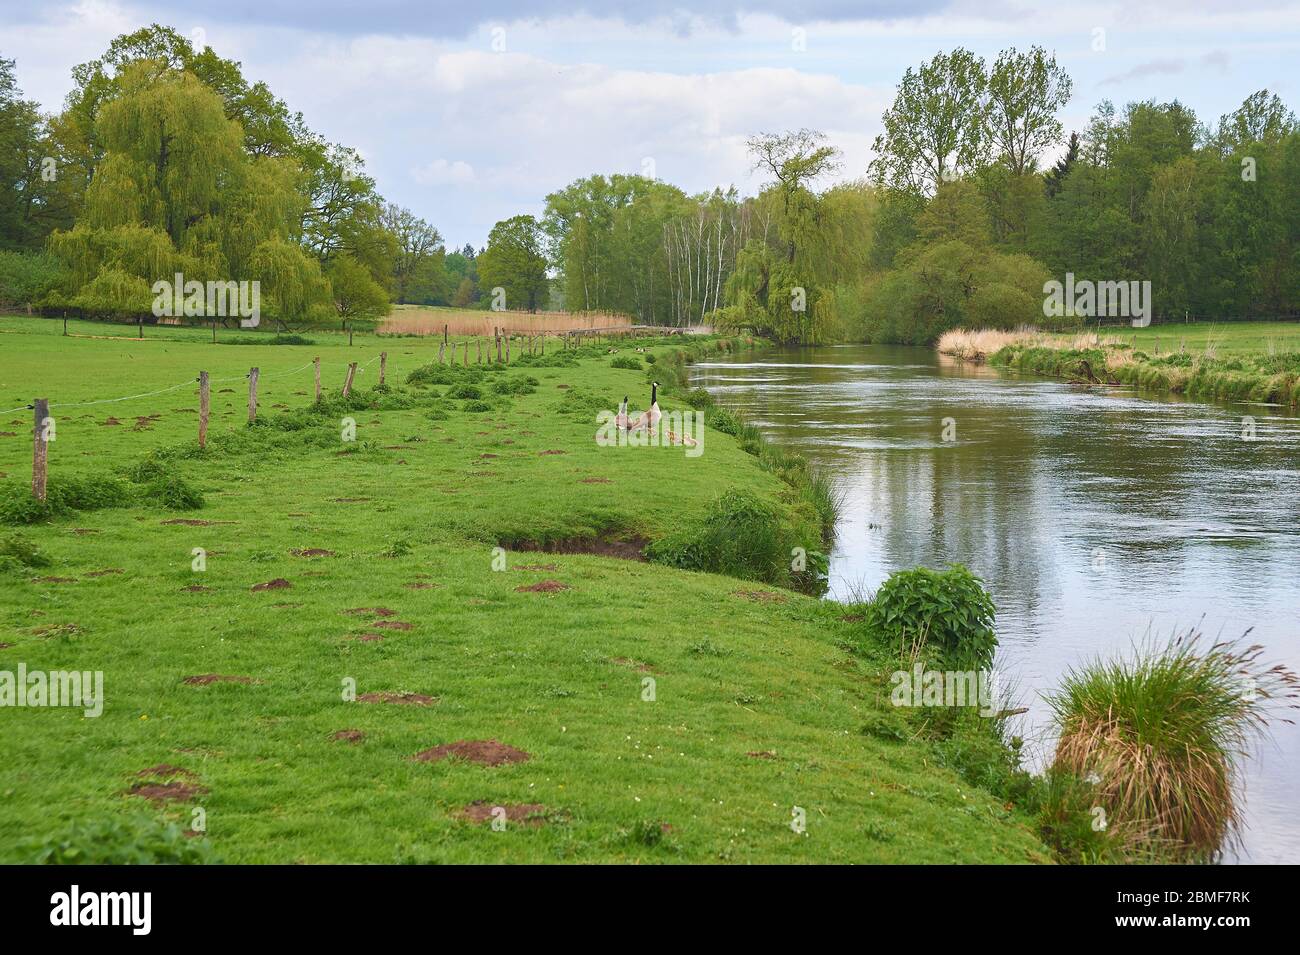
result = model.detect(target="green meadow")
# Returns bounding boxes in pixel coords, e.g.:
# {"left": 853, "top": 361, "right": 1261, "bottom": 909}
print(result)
{"left": 0, "top": 316, "right": 1050, "bottom": 864}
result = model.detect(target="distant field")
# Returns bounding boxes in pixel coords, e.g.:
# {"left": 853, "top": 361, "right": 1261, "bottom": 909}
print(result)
{"left": 379, "top": 305, "right": 631, "bottom": 337}
{"left": 1059, "top": 321, "right": 1300, "bottom": 358}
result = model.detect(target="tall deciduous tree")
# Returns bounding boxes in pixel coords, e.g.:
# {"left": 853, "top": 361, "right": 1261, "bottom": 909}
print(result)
{"left": 869, "top": 48, "right": 991, "bottom": 195}
{"left": 987, "top": 46, "right": 1072, "bottom": 175}
{"left": 478, "top": 215, "right": 548, "bottom": 312}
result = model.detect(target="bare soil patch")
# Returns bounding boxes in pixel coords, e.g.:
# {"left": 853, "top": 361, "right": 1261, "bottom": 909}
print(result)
{"left": 460, "top": 802, "right": 548, "bottom": 826}
{"left": 404, "top": 581, "right": 439, "bottom": 590}
{"left": 31, "top": 623, "right": 82, "bottom": 637}
{"left": 127, "top": 780, "right": 208, "bottom": 803}
{"left": 580, "top": 477, "right": 612, "bottom": 484}
{"left": 342, "top": 606, "right": 397, "bottom": 617}
{"left": 514, "top": 563, "right": 558, "bottom": 572}
{"left": 372, "top": 620, "right": 413, "bottom": 630}
{"left": 290, "top": 548, "right": 335, "bottom": 557}
{"left": 351, "top": 632, "right": 384, "bottom": 642}
{"left": 515, "top": 580, "right": 569, "bottom": 593}
{"left": 330, "top": 730, "right": 365, "bottom": 743}
{"left": 539, "top": 449, "right": 567, "bottom": 455}
{"left": 183, "top": 674, "right": 258, "bottom": 685}
{"left": 747, "top": 750, "right": 778, "bottom": 760}
{"left": 512, "top": 534, "right": 648, "bottom": 561}
{"left": 356, "top": 691, "right": 436, "bottom": 705}
{"left": 412, "top": 739, "right": 531, "bottom": 767}
{"left": 251, "top": 578, "right": 292, "bottom": 591}
{"left": 611, "top": 657, "right": 656, "bottom": 673}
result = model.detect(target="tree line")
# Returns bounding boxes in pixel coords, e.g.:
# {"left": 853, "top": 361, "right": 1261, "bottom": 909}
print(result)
{"left": 2, "top": 28, "right": 1297, "bottom": 341}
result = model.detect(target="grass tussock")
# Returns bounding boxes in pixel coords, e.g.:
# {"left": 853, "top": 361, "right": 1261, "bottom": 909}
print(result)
{"left": 1047, "top": 628, "right": 1300, "bottom": 862}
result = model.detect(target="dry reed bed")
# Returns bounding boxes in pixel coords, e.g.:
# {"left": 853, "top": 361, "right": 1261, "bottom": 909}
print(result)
{"left": 379, "top": 307, "right": 632, "bottom": 337}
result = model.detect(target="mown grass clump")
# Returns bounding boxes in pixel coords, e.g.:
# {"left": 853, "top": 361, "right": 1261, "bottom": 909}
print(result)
{"left": 1046, "top": 630, "right": 1300, "bottom": 862}
{"left": 0, "top": 532, "right": 52, "bottom": 573}
{"left": 646, "top": 488, "right": 822, "bottom": 592}
{"left": 610, "top": 355, "right": 641, "bottom": 370}
{"left": 20, "top": 814, "right": 219, "bottom": 865}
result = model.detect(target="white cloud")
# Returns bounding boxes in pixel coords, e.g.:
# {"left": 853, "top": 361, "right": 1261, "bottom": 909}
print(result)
{"left": 412, "top": 159, "right": 478, "bottom": 185}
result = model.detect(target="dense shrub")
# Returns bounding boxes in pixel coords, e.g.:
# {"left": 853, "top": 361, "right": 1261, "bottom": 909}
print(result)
{"left": 610, "top": 355, "right": 642, "bottom": 370}
{"left": 862, "top": 564, "right": 997, "bottom": 669}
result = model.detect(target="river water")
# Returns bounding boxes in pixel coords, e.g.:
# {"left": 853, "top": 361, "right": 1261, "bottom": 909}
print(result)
{"left": 692, "top": 344, "right": 1300, "bottom": 864}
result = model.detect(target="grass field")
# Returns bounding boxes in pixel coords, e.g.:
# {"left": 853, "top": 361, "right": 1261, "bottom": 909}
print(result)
{"left": 1056, "top": 320, "right": 1300, "bottom": 358}
{"left": 0, "top": 315, "right": 1049, "bottom": 864}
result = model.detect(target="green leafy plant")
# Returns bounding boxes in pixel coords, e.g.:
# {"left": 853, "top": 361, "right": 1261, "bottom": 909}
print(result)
{"left": 862, "top": 564, "right": 997, "bottom": 669}
{"left": 19, "top": 814, "right": 219, "bottom": 865}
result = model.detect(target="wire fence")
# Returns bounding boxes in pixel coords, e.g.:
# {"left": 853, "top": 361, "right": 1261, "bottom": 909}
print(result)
{"left": 0, "top": 356, "right": 380, "bottom": 418}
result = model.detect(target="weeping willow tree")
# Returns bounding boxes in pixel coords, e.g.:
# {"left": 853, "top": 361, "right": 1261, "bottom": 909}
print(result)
{"left": 715, "top": 130, "right": 843, "bottom": 344}
{"left": 47, "top": 60, "right": 332, "bottom": 323}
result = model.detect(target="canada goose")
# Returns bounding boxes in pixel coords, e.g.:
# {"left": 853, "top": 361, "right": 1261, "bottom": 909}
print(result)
{"left": 615, "top": 395, "right": 630, "bottom": 433}
{"left": 630, "top": 382, "right": 662, "bottom": 433}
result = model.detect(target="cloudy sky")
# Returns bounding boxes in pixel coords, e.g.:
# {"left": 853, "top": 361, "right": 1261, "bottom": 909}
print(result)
{"left": 3, "top": 1, "right": 1298, "bottom": 247}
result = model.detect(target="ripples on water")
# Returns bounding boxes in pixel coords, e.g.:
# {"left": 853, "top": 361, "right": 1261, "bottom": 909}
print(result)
{"left": 693, "top": 344, "right": 1300, "bottom": 864}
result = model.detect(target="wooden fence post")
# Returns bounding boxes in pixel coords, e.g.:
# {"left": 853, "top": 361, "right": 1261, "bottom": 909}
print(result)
{"left": 342, "top": 362, "right": 357, "bottom": 397}
{"left": 477, "top": 338, "right": 482, "bottom": 364}
{"left": 314, "top": 357, "right": 321, "bottom": 402}
{"left": 247, "top": 367, "right": 259, "bottom": 423}
{"left": 496, "top": 328, "right": 502, "bottom": 363}
{"left": 540, "top": 335, "right": 544, "bottom": 356}
{"left": 444, "top": 324, "right": 448, "bottom": 346}
{"left": 198, "top": 372, "right": 210, "bottom": 449}
{"left": 379, "top": 351, "right": 387, "bottom": 386}
{"left": 348, "top": 322, "right": 353, "bottom": 346}
{"left": 212, "top": 317, "right": 217, "bottom": 343}
{"left": 505, "top": 334, "right": 511, "bottom": 364}
{"left": 63, "top": 315, "right": 68, "bottom": 336}
{"left": 32, "top": 398, "right": 49, "bottom": 502}
{"left": 438, "top": 341, "right": 446, "bottom": 364}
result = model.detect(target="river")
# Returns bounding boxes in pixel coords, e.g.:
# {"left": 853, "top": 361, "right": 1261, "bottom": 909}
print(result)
{"left": 691, "top": 343, "right": 1300, "bottom": 864}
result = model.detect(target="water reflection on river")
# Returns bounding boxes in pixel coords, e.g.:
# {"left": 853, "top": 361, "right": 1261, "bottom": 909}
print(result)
{"left": 692, "top": 344, "right": 1300, "bottom": 864}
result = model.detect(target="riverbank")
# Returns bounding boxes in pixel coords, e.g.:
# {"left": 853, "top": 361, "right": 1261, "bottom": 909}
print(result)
{"left": 0, "top": 316, "right": 1051, "bottom": 863}
{"left": 937, "top": 323, "right": 1300, "bottom": 405}
{"left": 692, "top": 342, "right": 1300, "bottom": 863}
